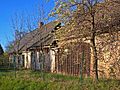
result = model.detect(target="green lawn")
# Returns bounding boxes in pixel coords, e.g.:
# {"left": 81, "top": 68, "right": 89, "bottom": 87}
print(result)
{"left": 0, "top": 68, "right": 120, "bottom": 90}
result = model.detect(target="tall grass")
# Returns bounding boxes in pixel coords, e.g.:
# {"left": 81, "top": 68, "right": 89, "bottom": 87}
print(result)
{"left": 0, "top": 69, "right": 120, "bottom": 90}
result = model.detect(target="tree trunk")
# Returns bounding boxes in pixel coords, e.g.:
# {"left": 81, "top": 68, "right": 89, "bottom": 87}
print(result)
{"left": 91, "top": 36, "right": 98, "bottom": 80}
{"left": 91, "top": 14, "right": 99, "bottom": 80}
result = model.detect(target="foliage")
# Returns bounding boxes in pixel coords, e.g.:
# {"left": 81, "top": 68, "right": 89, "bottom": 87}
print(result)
{"left": 0, "top": 70, "right": 120, "bottom": 90}
{"left": 0, "top": 53, "right": 9, "bottom": 66}
{"left": 52, "top": 0, "right": 103, "bottom": 80}
{"left": 51, "top": 0, "right": 120, "bottom": 80}
{"left": 0, "top": 44, "right": 4, "bottom": 56}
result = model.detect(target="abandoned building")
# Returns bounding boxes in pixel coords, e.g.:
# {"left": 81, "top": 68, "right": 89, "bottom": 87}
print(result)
{"left": 9, "top": 0, "right": 120, "bottom": 79}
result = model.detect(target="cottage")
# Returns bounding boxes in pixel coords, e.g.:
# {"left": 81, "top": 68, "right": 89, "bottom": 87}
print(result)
{"left": 9, "top": 0, "right": 120, "bottom": 79}
{"left": 9, "top": 21, "right": 61, "bottom": 72}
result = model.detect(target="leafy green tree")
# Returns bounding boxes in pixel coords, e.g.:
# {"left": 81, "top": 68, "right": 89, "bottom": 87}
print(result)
{"left": 0, "top": 44, "right": 4, "bottom": 56}
{"left": 0, "top": 44, "right": 9, "bottom": 66}
{"left": 0, "top": 53, "right": 9, "bottom": 66}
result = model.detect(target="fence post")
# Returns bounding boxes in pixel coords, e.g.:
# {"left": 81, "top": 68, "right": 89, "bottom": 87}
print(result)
{"left": 13, "top": 55, "right": 16, "bottom": 78}
{"left": 80, "top": 49, "right": 84, "bottom": 82}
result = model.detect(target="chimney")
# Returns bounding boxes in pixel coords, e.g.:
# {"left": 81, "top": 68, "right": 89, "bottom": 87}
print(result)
{"left": 38, "top": 22, "right": 44, "bottom": 28}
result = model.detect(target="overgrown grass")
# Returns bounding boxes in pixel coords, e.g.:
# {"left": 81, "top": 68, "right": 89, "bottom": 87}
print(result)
{"left": 0, "top": 69, "right": 120, "bottom": 90}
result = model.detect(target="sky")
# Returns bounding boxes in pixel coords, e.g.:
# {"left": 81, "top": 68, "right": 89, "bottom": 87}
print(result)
{"left": 0, "top": 0, "right": 54, "bottom": 50}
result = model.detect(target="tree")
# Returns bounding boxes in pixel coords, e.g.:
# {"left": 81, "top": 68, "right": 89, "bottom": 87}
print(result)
{"left": 0, "top": 44, "right": 4, "bottom": 65}
{"left": 0, "top": 44, "right": 9, "bottom": 66}
{"left": 0, "top": 53, "right": 9, "bottom": 66}
{"left": 0, "top": 44, "right": 4, "bottom": 56}
{"left": 51, "top": 0, "right": 102, "bottom": 80}
{"left": 9, "top": 0, "right": 50, "bottom": 71}
{"left": 11, "top": 12, "right": 28, "bottom": 70}
{"left": 51, "top": 0, "right": 120, "bottom": 80}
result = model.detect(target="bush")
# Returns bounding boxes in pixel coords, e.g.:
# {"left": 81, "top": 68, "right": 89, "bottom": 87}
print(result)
{"left": 0, "top": 53, "right": 9, "bottom": 66}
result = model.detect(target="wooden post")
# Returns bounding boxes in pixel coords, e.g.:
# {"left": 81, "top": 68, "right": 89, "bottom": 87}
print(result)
{"left": 80, "top": 49, "right": 84, "bottom": 82}
{"left": 13, "top": 55, "right": 16, "bottom": 78}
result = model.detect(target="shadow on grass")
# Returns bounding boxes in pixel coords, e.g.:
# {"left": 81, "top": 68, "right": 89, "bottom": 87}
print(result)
{"left": 0, "top": 66, "right": 14, "bottom": 72}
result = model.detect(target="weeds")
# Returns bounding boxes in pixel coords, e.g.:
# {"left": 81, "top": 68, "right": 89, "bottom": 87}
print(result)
{"left": 0, "top": 69, "right": 120, "bottom": 90}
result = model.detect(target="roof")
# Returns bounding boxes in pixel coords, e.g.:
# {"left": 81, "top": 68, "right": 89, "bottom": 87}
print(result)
{"left": 26, "top": 21, "right": 59, "bottom": 49}
{"left": 9, "top": 20, "right": 60, "bottom": 53}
